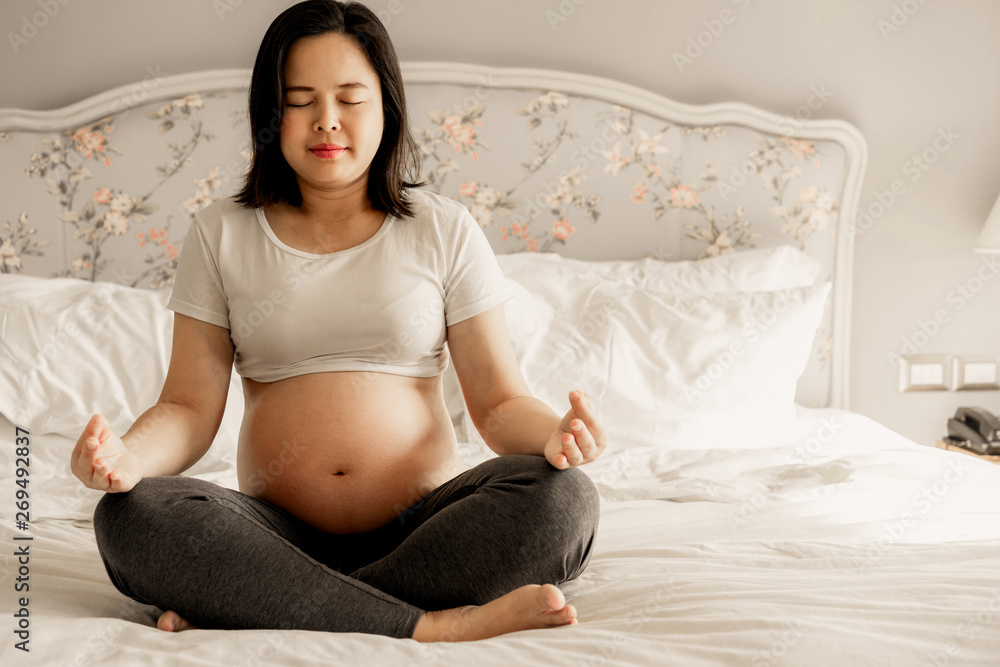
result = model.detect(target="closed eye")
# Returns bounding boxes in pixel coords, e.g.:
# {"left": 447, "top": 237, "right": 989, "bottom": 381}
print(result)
{"left": 285, "top": 101, "right": 364, "bottom": 107}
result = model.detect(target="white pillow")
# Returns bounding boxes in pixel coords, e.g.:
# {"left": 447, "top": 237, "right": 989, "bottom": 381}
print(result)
{"left": 457, "top": 277, "right": 831, "bottom": 456}
{"left": 0, "top": 275, "right": 168, "bottom": 438}
{"left": 0, "top": 275, "right": 244, "bottom": 458}
{"left": 641, "top": 245, "right": 822, "bottom": 292}
{"left": 494, "top": 245, "right": 822, "bottom": 293}
{"left": 443, "top": 245, "right": 823, "bottom": 448}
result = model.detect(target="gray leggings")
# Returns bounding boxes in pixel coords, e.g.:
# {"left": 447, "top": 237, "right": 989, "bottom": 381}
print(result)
{"left": 93, "top": 454, "right": 600, "bottom": 638}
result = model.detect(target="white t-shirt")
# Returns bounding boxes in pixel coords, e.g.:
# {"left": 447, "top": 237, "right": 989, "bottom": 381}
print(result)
{"left": 166, "top": 188, "right": 515, "bottom": 383}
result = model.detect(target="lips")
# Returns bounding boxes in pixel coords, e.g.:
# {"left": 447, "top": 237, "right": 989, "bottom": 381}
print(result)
{"left": 309, "top": 144, "right": 346, "bottom": 159}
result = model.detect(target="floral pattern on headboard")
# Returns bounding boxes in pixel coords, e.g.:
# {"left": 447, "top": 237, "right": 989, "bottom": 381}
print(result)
{"left": 5, "top": 90, "right": 246, "bottom": 287}
{"left": 0, "top": 67, "right": 863, "bottom": 408}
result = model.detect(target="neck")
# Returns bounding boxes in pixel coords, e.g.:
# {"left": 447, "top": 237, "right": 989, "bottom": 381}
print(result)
{"left": 293, "top": 173, "right": 374, "bottom": 226}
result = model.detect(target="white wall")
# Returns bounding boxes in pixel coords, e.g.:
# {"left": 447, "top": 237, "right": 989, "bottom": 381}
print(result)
{"left": 3, "top": 0, "right": 999, "bottom": 446}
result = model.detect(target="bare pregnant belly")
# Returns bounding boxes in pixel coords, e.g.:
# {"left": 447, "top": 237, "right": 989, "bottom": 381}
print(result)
{"left": 237, "top": 371, "right": 462, "bottom": 534}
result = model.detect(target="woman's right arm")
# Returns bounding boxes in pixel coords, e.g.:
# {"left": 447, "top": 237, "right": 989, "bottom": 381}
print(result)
{"left": 71, "top": 313, "right": 235, "bottom": 492}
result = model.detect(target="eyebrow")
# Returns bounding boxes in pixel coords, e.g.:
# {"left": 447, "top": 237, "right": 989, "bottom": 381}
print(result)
{"left": 285, "top": 82, "right": 369, "bottom": 93}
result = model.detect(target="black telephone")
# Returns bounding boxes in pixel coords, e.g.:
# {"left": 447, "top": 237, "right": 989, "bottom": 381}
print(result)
{"left": 946, "top": 407, "right": 1000, "bottom": 456}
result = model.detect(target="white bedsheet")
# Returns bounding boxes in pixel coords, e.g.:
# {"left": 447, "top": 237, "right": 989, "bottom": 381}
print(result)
{"left": 3, "top": 408, "right": 1000, "bottom": 666}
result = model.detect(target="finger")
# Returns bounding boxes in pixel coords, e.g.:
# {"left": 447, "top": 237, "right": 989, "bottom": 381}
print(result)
{"left": 88, "top": 461, "right": 104, "bottom": 488}
{"left": 569, "top": 391, "right": 606, "bottom": 449}
{"left": 569, "top": 419, "right": 598, "bottom": 460}
{"left": 95, "top": 414, "right": 111, "bottom": 445}
{"left": 84, "top": 438, "right": 102, "bottom": 469}
{"left": 548, "top": 446, "right": 568, "bottom": 469}
{"left": 79, "top": 414, "right": 97, "bottom": 438}
{"left": 569, "top": 391, "right": 598, "bottom": 430}
{"left": 92, "top": 457, "right": 108, "bottom": 481}
{"left": 94, "top": 457, "right": 117, "bottom": 487}
{"left": 79, "top": 415, "right": 101, "bottom": 450}
{"left": 562, "top": 432, "right": 583, "bottom": 468}
{"left": 108, "top": 470, "right": 124, "bottom": 493}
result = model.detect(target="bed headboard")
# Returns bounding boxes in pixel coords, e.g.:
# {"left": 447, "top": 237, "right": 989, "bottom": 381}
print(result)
{"left": 0, "top": 63, "right": 867, "bottom": 409}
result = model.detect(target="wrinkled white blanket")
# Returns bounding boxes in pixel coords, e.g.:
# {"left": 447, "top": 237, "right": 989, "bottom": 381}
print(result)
{"left": 3, "top": 408, "right": 1000, "bottom": 666}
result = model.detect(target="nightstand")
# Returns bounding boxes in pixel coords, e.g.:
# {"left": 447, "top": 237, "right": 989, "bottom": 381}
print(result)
{"left": 936, "top": 439, "right": 1000, "bottom": 465}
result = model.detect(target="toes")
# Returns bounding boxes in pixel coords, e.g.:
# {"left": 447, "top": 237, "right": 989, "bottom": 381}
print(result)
{"left": 539, "top": 603, "right": 576, "bottom": 627}
{"left": 534, "top": 585, "right": 578, "bottom": 626}
{"left": 156, "top": 613, "right": 174, "bottom": 632}
{"left": 157, "top": 610, "right": 194, "bottom": 632}
{"left": 538, "top": 583, "right": 566, "bottom": 611}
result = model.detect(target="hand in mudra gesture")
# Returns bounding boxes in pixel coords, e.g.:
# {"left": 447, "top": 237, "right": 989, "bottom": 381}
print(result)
{"left": 544, "top": 391, "right": 607, "bottom": 470}
{"left": 70, "top": 414, "right": 144, "bottom": 493}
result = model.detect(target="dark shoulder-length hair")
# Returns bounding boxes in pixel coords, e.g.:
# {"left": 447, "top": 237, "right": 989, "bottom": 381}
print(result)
{"left": 234, "top": 0, "right": 423, "bottom": 218}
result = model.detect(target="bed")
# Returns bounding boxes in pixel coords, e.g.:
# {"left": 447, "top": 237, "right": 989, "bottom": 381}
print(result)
{"left": 2, "top": 63, "right": 1000, "bottom": 666}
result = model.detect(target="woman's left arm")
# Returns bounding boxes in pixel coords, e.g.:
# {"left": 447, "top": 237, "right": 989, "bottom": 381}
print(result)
{"left": 447, "top": 304, "right": 607, "bottom": 469}
{"left": 482, "top": 392, "right": 606, "bottom": 469}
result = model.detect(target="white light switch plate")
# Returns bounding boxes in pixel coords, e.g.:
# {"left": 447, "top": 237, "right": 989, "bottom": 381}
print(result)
{"left": 954, "top": 354, "right": 1000, "bottom": 390}
{"left": 899, "top": 355, "right": 950, "bottom": 392}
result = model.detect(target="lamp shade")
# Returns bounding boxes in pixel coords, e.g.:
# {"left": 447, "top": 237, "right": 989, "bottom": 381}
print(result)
{"left": 975, "top": 193, "right": 1000, "bottom": 253}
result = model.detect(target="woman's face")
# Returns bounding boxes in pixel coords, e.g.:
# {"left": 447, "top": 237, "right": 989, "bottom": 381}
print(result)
{"left": 279, "top": 32, "right": 384, "bottom": 196}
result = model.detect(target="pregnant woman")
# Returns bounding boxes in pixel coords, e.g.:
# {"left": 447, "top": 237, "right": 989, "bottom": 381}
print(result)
{"left": 69, "top": 0, "right": 604, "bottom": 642}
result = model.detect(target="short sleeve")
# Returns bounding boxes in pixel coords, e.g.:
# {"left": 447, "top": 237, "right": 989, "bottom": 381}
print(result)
{"left": 443, "top": 207, "right": 515, "bottom": 326}
{"left": 166, "top": 216, "right": 230, "bottom": 329}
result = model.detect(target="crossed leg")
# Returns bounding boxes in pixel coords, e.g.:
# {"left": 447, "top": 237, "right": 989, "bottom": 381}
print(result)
{"left": 93, "top": 455, "right": 600, "bottom": 640}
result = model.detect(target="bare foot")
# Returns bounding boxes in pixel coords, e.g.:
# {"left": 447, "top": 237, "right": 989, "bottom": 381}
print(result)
{"left": 156, "top": 610, "right": 198, "bottom": 632}
{"left": 411, "top": 584, "right": 577, "bottom": 642}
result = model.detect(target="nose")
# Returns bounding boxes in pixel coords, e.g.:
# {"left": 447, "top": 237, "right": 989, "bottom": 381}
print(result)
{"left": 314, "top": 99, "right": 340, "bottom": 132}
